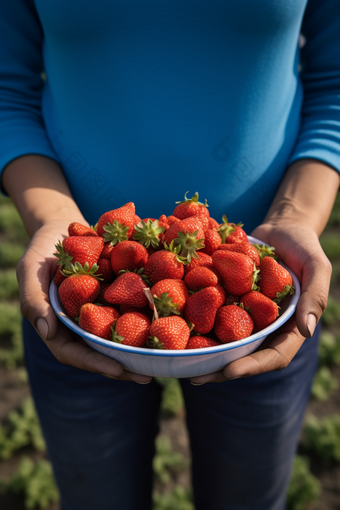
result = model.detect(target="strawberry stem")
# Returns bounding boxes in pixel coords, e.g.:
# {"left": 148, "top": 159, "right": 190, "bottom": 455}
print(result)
{"left": 132, "top": 219, "right": 165, "bottom": 248}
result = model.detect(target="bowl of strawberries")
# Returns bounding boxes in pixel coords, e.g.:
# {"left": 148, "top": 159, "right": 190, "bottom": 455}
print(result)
{"left": 49, "top": 192, "right": 300, "bottom": 378}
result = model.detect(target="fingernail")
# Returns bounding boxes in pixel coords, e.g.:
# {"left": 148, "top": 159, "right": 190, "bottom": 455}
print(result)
{"left": 136, "top": 380, "right": 152, "bottom": 385}
{"left": 36, "top": 318, "right": 48, "bottom": 340}
{"left": 190, "top": 382, "right": 204, "bottom": 386}
{"left": 306, "top": 314, "right": 317, "bottom": 337}
{"left": 101, "top": 373, "right": 116, "bottom": 379}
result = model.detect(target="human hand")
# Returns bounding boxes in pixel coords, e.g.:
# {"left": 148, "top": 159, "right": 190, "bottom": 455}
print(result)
{"left": 16, "top": 220, "right": 152, "bottom": 383}
{"left": 190, "top": 221, "right": 331, "bottom": 384}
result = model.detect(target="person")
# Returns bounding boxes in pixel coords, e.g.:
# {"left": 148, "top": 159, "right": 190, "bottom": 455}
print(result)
{"left": 0, "top": 1, "right": 339, "bottom": 509}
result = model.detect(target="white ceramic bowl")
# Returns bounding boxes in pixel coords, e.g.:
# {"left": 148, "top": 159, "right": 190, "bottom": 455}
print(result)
{"left": 49, "top": 236, "right": 300, "bottom": 378}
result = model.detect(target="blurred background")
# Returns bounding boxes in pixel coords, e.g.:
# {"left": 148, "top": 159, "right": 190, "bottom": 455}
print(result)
{"left": 0, "top": 193, "right": 339, "bottom": 510}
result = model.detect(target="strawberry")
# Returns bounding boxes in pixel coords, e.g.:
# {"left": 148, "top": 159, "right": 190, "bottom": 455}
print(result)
{"left": 132, "top": 219, "right": 166, "bottom": 249}
{"left": 54, "top": 236, "right": 104, "bottom": 270}
{"left": 184, "top": 286, "right": 222, "bottom": 334}
{"left": 212, "top": 250, "right": 260, "bottom": 296}
{"left": 96, "top": 283, "right": 113, "bottom": 305}
{"left": 68, "top": 222, "right": 98, "bottom": 237}
{"left": 200, "top": 229, "right": 221, "bottom": 255}
{"left": 59, "top": 273, "right": 100, "bottom": 318}
{"left": 104, "top": 272, "right": 149, "bottom": 308}
{"left": 110, "top": 241, "right": 148, "bottom": 276}
{"left": 148, "top": 316, "right": 190, "bottom": 350}
{"left": 79, "top": 303, "right": 120, "bottom": 340}
{"left": 240, "top": 291, "right": 279, "bottom": 330}
{"left": 173, "top": 191, "right": 210, "bottom": 221}
{"left": 159, "top": 214, "right": 169, "bottom": 225}
{"left": 54, "top": 265, "right": 66, "bottom": 286}
{"left": 150, "top": 279, "right": 189, "bottom": 316}
{"left": 252, "top": 244, "right": 279, "bottom": 261}
{"left": 208, "top": 217, "right": 220, "bottom": 230}
{"left": 217, "top": 242, "right": 260, "bottom": 266}
{"left": 186, "top": 336, "right": 220, "bottom": 349}
{"left": 96, "top": 202, "right": 135, "bottom": 243}
{"left": 164, "top": 217, "right": 205, "bottom": 262}
{"left": 100, "top": 242, "right": 114, "bottom": 259}
{"left": 259, "top": 257, "right": 294, "bottom": 303}
{"left": 167, "top": 215, "right": 181, "bottom": 226}
{"left": 97, "top": 257, "right": 115, "bottom": 283}
{"left": 214, "top": 305, "right": 254, "bottom": 343}
{"left": 144, "top": 241, "right": 186, "bottom": 285}
{"left": 184, "top": 267, "right": 218, "bottom": 291}
{"left": 225, "top": 293, "right": 239, "bottom": 306}
{"left": 184, "top": 252, "right": 214, "bottom": 275}
{"left": 111, "top": 312, "right": 150, "bottom": 347}
{"left": 209, "top": 283, "right": 226, "bottom": 307}
{"left": 134, "top": 214, "right": 142, "bottom": 225}
{"left": 217, "top": 215, "right": 247, "bottom": 244}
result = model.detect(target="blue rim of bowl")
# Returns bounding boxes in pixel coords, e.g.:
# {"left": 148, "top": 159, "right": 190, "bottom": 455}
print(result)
{"left": 49, "top": 236, "right": 301, "bottom": 358}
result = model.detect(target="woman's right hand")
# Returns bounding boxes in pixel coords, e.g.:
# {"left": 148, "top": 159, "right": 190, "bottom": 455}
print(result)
{"left": 16, "top": 219, "right": 152, "bottom": 383}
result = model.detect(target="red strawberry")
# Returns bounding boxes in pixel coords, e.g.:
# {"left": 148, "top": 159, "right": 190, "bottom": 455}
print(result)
{"left": 104, "top": 272, "right": 149, "bottom": 308}
{"left": 159, "top": 214, "right": 169, "bottom": 225}
{"left": 96, "top": 202, "right": 135, "bottom": 243}
{"left": 212, "top": 250, "right": 260, "bottom": 296}
{"left": 96, "top": 283, "right": 113, "bottom": 305}
{"left": 59, "top": 274, "right": 100, "bottom": 318}
{"left": 54, "top": 265, "right": 66, "bottom": 286}
{"left": 208, "top": 217, "right": 220, "bottom": 230}
{"left": 167, "top": 215, "right": 181, "bottom": 226}
{"left": 97, "top": 257, "right": 115, "bottom": 283}
{"left": 200, "top": 229, "right": 222, "bottom": 255}
{"left": 217, "top": 242, "right": 260, "bottom": 266}
{"left": 186, "top": 336, "right": 220, "bottom": 349}
{"left": 68, "top": 222, "right": 98, "bottom": 237}
{"left": 184, "top": 286, "right": 221, "bottom": 334}
{"left": 148, "top": 316, "right": 190, "bottom": 350}
{"left": 164, "top": 217, "right": 205, "bottom": 262}
{"left": 259, "top": 257, "right": 294, "bottom": 303}
{"left": 150, "top": 279, "right": 189, "bottom": 316}
{"left": 55, "top": 236, "right": 104, "bottom": 270}
{"left": 184, "top": 252, "right": 214, "bottom": 275}
{"left": 100, "top": 242, "right": 114, "bottom": 259}
{"left": 210, "top": 283, "right": 226, "bottom": 307}
{"left": 173, "top": 191, "right": 210, "bottom": 221}
{"left": 240, "top": 291, "right": 279, "bottom": 330}
{"left": 217, "top": 215, "right": 248, "bottom": 244}
{"left": 214, "top": 305, "right": 254, "bottom": 343}
{"left": 79, "top": 303, "right": 120, "bottom": 340}
{"left": 144, "top": 242, "right": 186, "bottom": 285}
{"left": 110, "top": 241, "right": 149, "bottom": 276}
{"left": 132, "top": 219, "right": 166, "bottom": 249}
{"left": 111, "top": 312, "right": 151, "bottom": 347}
{"left": 134, "top": 214, "right": 142, "bottom": 225}
{"left": 184, "top": 267, "right": 218, "bottom": 291}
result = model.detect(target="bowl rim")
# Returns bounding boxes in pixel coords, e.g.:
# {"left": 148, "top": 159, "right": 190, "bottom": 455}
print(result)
{"left": 49, "top": 236, "right": 301, "bottom": 358}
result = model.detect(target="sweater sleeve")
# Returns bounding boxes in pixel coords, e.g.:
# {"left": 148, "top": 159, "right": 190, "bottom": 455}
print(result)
{"left": 0, "top": 0, "right": 58, "bottom": 191}
{"left": 288, "top": 0, "right": 340, "bottom": 173}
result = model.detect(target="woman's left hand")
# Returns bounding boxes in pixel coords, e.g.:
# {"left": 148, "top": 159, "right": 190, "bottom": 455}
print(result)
{"left": 190, "top": 220, "right": 332, "bottom": 384}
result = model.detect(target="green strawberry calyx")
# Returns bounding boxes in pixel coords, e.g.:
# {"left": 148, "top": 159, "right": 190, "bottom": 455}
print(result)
{"left": 153, "top": 292, "right": 181, "bottom": 317}
{"left": 54, "top": 240, "right": 74, "bottom": 272}
{"left": 274, "top": 285, "right": 295, "bottom": 304}
{"left": 252, "top": 244, "right": 279, "bottom": 261}
{"left": 132, "top": 219, "right": 165, "bottom": 248}
{"left": 173, "top": 230, "right": 205, "bottom": 264}
{"left": 251, "top": 264, "right": 261, "bottom": 292}
{"left": 118, "top": 267, "right": 151, "bottom": 286}
{"left": 102, "top": 220, "right": 129, "bottom": 246}
{"left": 217, "top": 215, "right": 244, "bottom": 243}
{"left": 175, "top": 191, "right": 209, "bottom": 208}
{"left": 147, "top": 336, "right": 165, "bottom": 349}
{"left": 61, "top": 261, "right": 103, "bottom": 280}
{"left": 163, "top": 240, "right": 188, "bottom": 265}
{"left": 110, "top": 323, "right": 125, "bottom": 344}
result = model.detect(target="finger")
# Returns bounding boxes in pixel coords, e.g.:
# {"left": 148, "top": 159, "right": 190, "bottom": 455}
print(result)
{"left": 190, "top": 370, "right": 227, "bottom": 385}
{"left": 295, "top": 236, "right": 332, "bottom": 338}
{"left": 45, "top": 322, "right": 152, "bottom": 383}
{"left": 17, "top": 250, "right": 59, "bottom": 341}
{"left": 222, "top": 316, "right": 305, "bottom": 379}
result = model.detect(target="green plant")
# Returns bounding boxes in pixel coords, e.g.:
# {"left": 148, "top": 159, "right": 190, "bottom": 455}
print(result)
{"left": 320, "top": 232, "right": 340, "bottom": 261}
{"left": 0, "top": 397, "right": 45, "bottom": 460}
{"left": 321, "top": 296, "right": 340, "bottom": 326}
{"left": 311, "top": 366, "right": 338, "bottom": 400}
{"left": 1, "top": 457, "right": 59, "bottom": 509}
{"left": 302, "top": 415, "right": 340, "bottom": 463}
{"left": 0, "top": 241, "right": 25, "bottom": 268}
{"left": 153, "top": 486, "right": 194, "bottom": 510}
{"left": 327, "top": 193, "right": 340, "bottom": 226}
{"left": 0, "top": 202, "right": 28, "bottom": 242}
{"left": 0, "top": 302, "right": 23, "bottom": 368}
{"left": 156, "top": 378, "right": 184, "bottom": 417}
{"left": 286, "top": 455, "right": 320, "bottom": 510}
{"left": 153, "top": 436, "right": 187, "bottom": 484}
{"left": 0, "top": 269, "right": 19, "bottom": 301}
{"left": 318, "top": 331, "right": 340, "bottom": 366}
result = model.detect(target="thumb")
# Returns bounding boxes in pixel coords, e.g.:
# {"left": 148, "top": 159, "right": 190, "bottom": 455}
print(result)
{"left": 295, "top": 239, "right": 332, "bottom": 338}
{"left": 16, "top": 251, "right": 59, "bottom": 341}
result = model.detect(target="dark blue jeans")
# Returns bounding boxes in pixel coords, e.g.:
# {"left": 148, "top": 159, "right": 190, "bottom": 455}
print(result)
{"left": 23, "top": 318, "right": 319, "bottom": 510}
